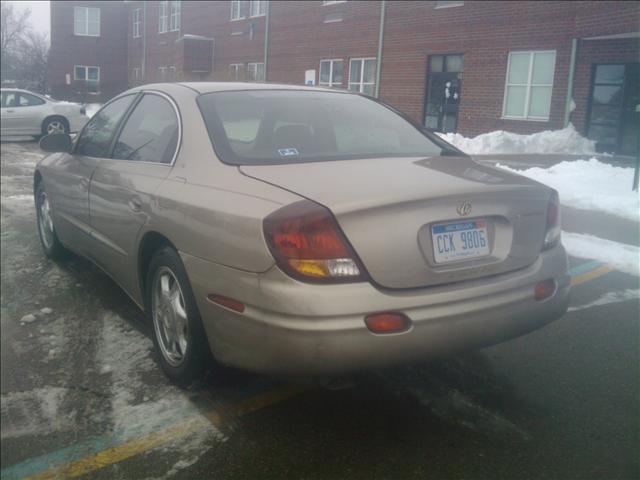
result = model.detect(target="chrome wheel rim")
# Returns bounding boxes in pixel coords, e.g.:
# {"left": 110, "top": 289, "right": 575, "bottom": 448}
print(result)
{"left": 46, "top": 121, "right": 65, "bottom": 135}
{"left": 152, "top": 267, "right": 189, "bottom": 367}
{"left": 38, "top": 191, "right": 54, "bottom": 249}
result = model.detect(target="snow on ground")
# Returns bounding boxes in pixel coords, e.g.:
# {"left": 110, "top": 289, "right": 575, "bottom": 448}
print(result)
{"left": 569, "top": 289, "right": 640, "bottom": 312}
{"left": 497, "top": 158, "right": 639, "bottom": 222}
{"left": 438, "top": 124, "right": 596, "bottom": 155}
{"left": 85, "top": 103, "right": 102, "bottom": 118}
{"left": 562, "top": 232, "right": 639, "bottom": 277}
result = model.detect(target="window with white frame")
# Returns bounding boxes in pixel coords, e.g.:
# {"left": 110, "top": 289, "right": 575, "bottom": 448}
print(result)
{"left": 231, "top": 0, "right": 244, "bottom": 20}
{"left": 250, "top": 0, "right": 267, "bottom": 17}
{"left": 229, "top": 63, "right": 244, "bottom": 81}
{"left": 348, "top": 58, "right": 376, "bottom": 96}
{"left": 159, "top": 1, "right": 168, "bottom": 33}
{"left": 169, "top": 65, "right": 177, "bottom": 80}
{"left": 132, "top": 8, "right": 142, "bottom": 38}
{"left": 158, "top": 66, "right": 168, "bottom": 81}
{"left": 434, "top": 1, "right": 464, "bottom": 8}
{"left": 170, "top": 1, "right": 181, "bottom": 31}
{"left": 74, "top": 7, "right": 100, "bottom": 36}
{"left": 74, "top": 65, "right": 100, "bottom": 92}
{"left": 319, "top": 59, "right": 343, "bottom": 87}
{"left": 247, "top": 62, "right": 265, "bottom": 82}
{"left": 502, "top": 50, "right": 556, "bottom": 120}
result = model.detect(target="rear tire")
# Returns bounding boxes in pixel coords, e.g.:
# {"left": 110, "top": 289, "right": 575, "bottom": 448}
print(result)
{"left": 146, "top": 247, "right": 209, "bottom": 388}
{"left": 41, "top": 117, "right": 69, "bottom": 137}
{"left": 35, "top": 182, "right": 68, "bottom": 260}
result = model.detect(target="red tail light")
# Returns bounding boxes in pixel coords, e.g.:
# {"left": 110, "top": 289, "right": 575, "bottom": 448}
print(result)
{"left": 263, "top": 200, "right": 366, "bottom": 283}
{"left": 543, "top": 190, "right": 561, "bottom": 250}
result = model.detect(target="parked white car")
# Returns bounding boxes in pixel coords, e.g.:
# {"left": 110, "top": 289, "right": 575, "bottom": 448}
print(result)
{"left": 0, "top": 89, "right": 89, "bottom": 138}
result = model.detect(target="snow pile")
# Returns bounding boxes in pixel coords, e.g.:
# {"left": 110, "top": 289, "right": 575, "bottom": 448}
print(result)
{"left": 562, "top": 232, "right": 639, "bottom": 277}
{"left": 497, "top": 158, "right": 639, "bottom": 222}
{"left": 85, "top": 103, "right": 102, "bottom": 118}
{"left": 438, "top": 124, "right": 596, "bottom": 155}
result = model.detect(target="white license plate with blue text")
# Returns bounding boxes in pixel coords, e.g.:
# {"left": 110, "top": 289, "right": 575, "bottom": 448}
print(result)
{"left": 431, "top": 220, "right": 490, "bottom": 264}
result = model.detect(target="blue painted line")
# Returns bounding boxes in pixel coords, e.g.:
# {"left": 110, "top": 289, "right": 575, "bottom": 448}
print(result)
{"left": 568, "top": 260, "right": 603, "bottom": 277}
{"left": 0, "top": 381, "right": 276, "bottom": 480}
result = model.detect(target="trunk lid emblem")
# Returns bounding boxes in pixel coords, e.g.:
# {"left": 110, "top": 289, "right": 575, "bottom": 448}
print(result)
{"left": 456, "top": 201, "right": 472, "bottom": 216}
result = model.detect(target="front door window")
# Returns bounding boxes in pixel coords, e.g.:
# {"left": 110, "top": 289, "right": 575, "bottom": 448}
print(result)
{"left": 424, "top": 54, "right": 463, "bottom": 133}
{"left": 587, "top": 63, "right": 639, "bottom": 156}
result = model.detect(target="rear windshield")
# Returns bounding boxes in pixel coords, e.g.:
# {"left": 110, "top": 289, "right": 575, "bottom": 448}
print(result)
{"left": 197, "top": 90, "right": 445, "bottom": 165}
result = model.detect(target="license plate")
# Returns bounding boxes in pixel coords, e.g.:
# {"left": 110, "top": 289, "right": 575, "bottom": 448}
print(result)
{"left": 431, "top": 220, "right": 489, "bottom": 264}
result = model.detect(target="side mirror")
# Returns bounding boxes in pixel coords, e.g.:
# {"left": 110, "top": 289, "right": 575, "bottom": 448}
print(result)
{"left": 39, "top": 133, "right": 73, "bottom": 153}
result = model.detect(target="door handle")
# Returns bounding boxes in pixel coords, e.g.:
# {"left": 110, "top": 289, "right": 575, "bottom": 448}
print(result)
{"left": 129, "top": 198, "right": 142, "bottom": 212}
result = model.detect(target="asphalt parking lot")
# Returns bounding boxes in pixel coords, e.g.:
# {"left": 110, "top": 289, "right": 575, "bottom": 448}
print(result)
{"left": 1, "top": 139, "right": 638, "bottom": 480}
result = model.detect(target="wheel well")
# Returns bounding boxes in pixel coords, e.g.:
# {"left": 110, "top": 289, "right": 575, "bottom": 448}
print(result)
{"left": 34, "top": 170, "right": 42, "bottom": 193}
{"left": 42, "top": 115, "right": 69, "bottom": 131}
{"left": 138, "top": 232, "right": 177, "bottom": 309}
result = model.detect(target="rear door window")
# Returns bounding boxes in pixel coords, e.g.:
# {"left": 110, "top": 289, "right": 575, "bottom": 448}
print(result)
{"left": 2, "top": 92, "right": 17, "bottom": 108}
{"left": 76, "top": 95, "right": 136, "bottom": 158}
{"left": 112, "top": 93, "right": 179, "bottom": 164}
{"left": 19, "top": 93, "right": 45, "bottom": 106}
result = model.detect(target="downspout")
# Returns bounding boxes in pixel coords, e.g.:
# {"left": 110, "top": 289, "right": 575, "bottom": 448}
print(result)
{"left": 563, "top": 38, "right": 578, "bottom": 127}
{"left": 142, "top": 1, "right": 147, "bottom": 81}
{"left": 374, "top": 0, "right": 386, "bottom": 98}
{"left": 263, "top": 1, "right": 270, "bottom": 82}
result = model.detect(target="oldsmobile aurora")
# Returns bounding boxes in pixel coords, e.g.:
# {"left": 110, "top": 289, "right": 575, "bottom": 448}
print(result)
{"left": 35, "top": 83, "right": 570, "bottom": 385}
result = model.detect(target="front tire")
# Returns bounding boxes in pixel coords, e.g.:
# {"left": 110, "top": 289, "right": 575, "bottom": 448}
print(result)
{"left": 35, "top": 182, "right": 67, "bottom": 260}
{"left": 146, "top": 247, "right": 209, "bottom": 387}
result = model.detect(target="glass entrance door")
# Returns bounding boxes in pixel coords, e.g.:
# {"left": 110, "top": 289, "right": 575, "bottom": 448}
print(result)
{"left": 587, "top": 63, "right": 639, "bottom": 156}
{"left": 424, "top": 54, "right": 463, "bottom": 133}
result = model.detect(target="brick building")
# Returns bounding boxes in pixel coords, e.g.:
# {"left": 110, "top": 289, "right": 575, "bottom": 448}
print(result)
{"left": 48, "top": 0, "right": 639, "bottom": 156}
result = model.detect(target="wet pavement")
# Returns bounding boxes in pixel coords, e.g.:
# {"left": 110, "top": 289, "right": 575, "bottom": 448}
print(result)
{"left": 1, "top": 139, "right": 638, "bottom": 479}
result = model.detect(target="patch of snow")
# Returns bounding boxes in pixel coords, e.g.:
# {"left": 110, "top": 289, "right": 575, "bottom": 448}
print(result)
{"left": 570, "top": 98, "right": 576, "bottom": 112}
{"left": 497, "top": 159, "right": 639, "bottom": 222}
{"left": 40, "top": 307, "right": 53, "bottom": 314}
{"left": 569, "top": 289, "right": 639, "bottom": 312}
{"left": 562, "top": 232, "right": 639, "bottom": 277}
{"left": 438, "top": 124, "right": 596, "bottom": 155}
{"left": 85, "top": 103, "right": 102, "bottom": 119}
{"left": 20, "top": 314, "right": 37, "bottom": 324}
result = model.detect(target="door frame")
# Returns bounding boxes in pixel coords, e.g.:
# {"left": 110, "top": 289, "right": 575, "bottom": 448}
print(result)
{"left": 422, "top": 53, "right": 464, "bottom": 134}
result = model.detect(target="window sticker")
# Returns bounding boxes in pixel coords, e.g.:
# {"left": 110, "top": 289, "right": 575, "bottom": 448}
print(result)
{"left": 278, "top": 148, "right": 299, "bottom": 156}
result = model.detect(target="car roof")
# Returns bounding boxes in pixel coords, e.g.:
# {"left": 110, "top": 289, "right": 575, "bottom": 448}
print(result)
{"left": 133, "top": 82, "right": 350, "bottom": 95}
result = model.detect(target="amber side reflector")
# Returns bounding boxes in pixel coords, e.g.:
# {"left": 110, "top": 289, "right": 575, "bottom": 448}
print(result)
{"left": 207, "top": 294, "right": 245, "bottom": 313}
{"left": 365, "top": 312, "right": 411, "bottom": 334}
{"left": 534, "top": 279, "right": 556, "bottom": 301}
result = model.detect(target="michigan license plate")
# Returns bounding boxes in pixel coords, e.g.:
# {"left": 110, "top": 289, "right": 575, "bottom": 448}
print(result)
{"left": 431, "top": 220, "right": 489, "bottom": 264}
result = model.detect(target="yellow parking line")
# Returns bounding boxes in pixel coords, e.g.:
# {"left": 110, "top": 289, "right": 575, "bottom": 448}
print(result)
{"left": 25, "top": 385, "right": 308, "bottom": 480}
{"left": 571, "top": 265, "right": 613, "bottom": 287}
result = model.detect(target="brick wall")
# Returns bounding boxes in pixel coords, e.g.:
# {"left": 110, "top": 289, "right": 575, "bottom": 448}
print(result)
{"left": 49, "top": 1, "right": 127, "bottom": 103}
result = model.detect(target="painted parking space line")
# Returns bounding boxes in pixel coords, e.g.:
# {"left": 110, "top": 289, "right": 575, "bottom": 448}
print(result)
{"left": 1, "top": 260, "right": 614, "bottom": 480}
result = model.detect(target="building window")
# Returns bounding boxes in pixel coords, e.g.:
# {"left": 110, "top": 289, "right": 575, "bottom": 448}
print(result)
{"left": 247, "top": 62, "right": 265, "bottom": 82}
{"left": 502, "top": 50, "right": 556, "bottom": 120}
{"left": 231, "top": 0, "right": 244, "bottom": 20}
{"left": 322, "top": 1, "right": 346, "bottom": 5}
{"left": 159, "top": 1, "right": 168, "bottom": 33}
{"left": 230, "top": 63, "right": 244, "bottom": 81}
{"left": 158, "top": 66, "right": 167, "bottom": 81}
{"left": 319, "top": 59, "right": 343, "bottom": 87}
{"left": 74, "top": 65, "right": 100, "bottom": 92}
{"left": 170, "top": 1, "right": 181, "bottom": 31}
{"left": 168, "top": 65, "right": 177, "bottom": 81}
{"left": 74, "top": 7, "right": 100, "bottom": 36}
{"left": 250, "top": 0, "right": 267, "bottom": 17}
{"left": 132, "top": 9, "right": 142, "bottom": 38}
{"left": 348, "top": 58, "right": 376, "bottom": 96}
{"left": 132, "top": 67, "right": 141, "bottom": 82}
{"left": 434, "top": 1, "right": 464, "bottom": 8}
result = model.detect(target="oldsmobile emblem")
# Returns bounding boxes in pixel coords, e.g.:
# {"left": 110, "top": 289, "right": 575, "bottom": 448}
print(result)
{"left": 456, "top": 201, "right": 472, "bottom": 216}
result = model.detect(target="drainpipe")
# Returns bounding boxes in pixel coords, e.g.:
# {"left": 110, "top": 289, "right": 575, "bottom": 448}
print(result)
{"left": 374, "top": 0, "right": 386, "bottom": 98}
{"left": 563, "top": 38, "right": 578, "bottom": 127}
{"left": 263, "top": 1, "right": 270, "bottom": 82}
{"left": 142, "top": 1, "right": 147, "bottom": 81}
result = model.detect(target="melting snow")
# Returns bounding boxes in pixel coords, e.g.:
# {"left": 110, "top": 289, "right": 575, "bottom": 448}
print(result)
{"left": 438, "top": 124, "right": 596, "bottom": 155}
{"left": 497, "top": 158, "right": 639, "bottom": 222}
{"left": 562, "top": 232, "right": 639, "bottom": 277}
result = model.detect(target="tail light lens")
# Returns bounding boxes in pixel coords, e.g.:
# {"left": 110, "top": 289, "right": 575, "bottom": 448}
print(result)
{"left": 543, "top": 191, "right": 561, "bottom": 250}
{"left": 263, "top": 200, "right": 367, "bottom": 283}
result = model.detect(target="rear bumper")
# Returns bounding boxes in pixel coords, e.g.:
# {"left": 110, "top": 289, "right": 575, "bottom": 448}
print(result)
{"left": 182, "top": 244, "right": 570, "bottom": 375}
